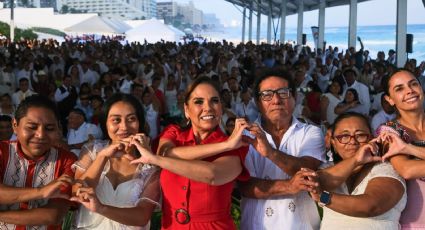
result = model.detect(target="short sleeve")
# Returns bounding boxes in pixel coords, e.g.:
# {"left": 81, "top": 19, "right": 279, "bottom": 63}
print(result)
{"left": 71, "top": 140, "right": 107, "bottom": 172}
{"left": 159, "top": 124, "right": 180, "bottom": 145}
{"left": 298, "top": 125, "right": 326, "bottom": 162}
{"left": 370, "top": 162, "right": 406, "bottom": 190}
{"left": 224, "top": 146, "right": 250, "bottom": 181}
{"left": 134, "top": 165, "right": 161, "bottom": 208}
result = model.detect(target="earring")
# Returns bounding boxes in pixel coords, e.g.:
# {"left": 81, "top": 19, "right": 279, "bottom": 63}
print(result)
{"left": 186, "top": 118, "right": 191, "bottom": 126}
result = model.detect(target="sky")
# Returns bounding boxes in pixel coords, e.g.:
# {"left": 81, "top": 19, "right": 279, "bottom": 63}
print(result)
{"left": 170, "top": 0, "right": 425, "bottom": 28}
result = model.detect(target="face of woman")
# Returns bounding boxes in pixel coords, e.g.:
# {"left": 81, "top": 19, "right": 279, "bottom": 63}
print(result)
{"left": 345, "top": 91, "right": 355, "bottom": 103}
{"left": 184, "top": 83, "right": 222, "bottom": 138}
{"left": 331, "top": 116, "right": 371, "bottom": 159}
{"left": 106, "top": 101, "right": 140, "bottom": 142}
{"left": 385, "top": 71, "right": 424, "bottom": 112}
{"left": 329, "top": 82, "right": 341, "bottom": 95}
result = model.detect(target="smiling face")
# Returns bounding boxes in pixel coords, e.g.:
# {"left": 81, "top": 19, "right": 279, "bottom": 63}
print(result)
{"left": 13, "top": 107, "right": 60, "bottom": 159}
{"left": 331, "top": 116, "right": 371, "bottom": 159}
{"left": 385, "top": 70, "right": 424, "bottom": 112}
{"left": 184, "top": 83, "right": 222, "bottom": 139}
{"left": 257, "top": 76, "right": 295, "bottom": 124}
{"left": 106, "top": 101, "right": 140, "bottom": 142}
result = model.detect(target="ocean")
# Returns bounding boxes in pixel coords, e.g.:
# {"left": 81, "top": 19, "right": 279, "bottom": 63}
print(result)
{"left": 201, "top": 24, "right": 425, "bottom": 63}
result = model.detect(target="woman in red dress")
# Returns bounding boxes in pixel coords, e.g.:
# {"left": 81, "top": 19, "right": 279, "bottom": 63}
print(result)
{"left": 130, "top": 76, "right": 250, "bottom": 229}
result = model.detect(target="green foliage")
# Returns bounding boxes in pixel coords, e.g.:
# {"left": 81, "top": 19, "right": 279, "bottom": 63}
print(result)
{"left": 32, "top": 27, "right": 66, "bottom": 37}
{"left": 231, "top": 195, "right": 241, "bottom": 228}
{"left": 150, "top": 211, "right": 162, "bottom": 230}
{"left": 0, "top": 21, "right": 37, "bottom": 40}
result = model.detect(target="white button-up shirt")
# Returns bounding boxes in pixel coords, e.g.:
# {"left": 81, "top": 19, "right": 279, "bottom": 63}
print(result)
{"left": 241, "top": 117, "right": 325, "bottom": 230}
{"left": 67, "top": 122, "right": 102, "bottom": 156}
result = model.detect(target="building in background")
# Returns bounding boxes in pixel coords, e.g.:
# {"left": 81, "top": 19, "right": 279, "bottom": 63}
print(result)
{"left": 55, "top": 0, "right": 157, "bottom": 20}
{"left": 157, "top": 0, "right": 204, "bottom": 28}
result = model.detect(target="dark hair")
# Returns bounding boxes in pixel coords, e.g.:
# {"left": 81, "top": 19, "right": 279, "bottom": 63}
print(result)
{"left": 326, "top": 80, "right": 343, "bottom": 95}
{"left": 15, "top": 95, "right": 60, "bottom": 124}
{"left": 382, "top": 68, "right": 416, "bottom": 96}
{"left": 99, "top": 93, "right": 146, "bottom": 140}
{"left": 19, "top": 78, "right": 29, "bottom": 83}
{"left": 184, "top": 76, "right": 221, "bottom": 104}
{"left": 0, "top": 114, "right": 12, "bottom": 123}
{"left": 330, "top": 112, "right": 372, "bottom": 163}
{"left": 343, "top": 88, "right": 359, "bottom": 103}
{"left": 69, "top": 108, "right": 86, "bottom": 121}
{"left": 253, "top": 67, "right": 296, "bottom": 100}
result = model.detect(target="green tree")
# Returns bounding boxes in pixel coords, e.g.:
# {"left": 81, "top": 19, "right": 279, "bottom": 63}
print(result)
{"left": 61, "top": 5, "right": 69, "bottom": 14}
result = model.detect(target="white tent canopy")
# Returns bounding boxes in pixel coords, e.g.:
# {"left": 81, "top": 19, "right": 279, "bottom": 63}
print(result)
{"left": 0, "top": 8, "right": 95, "bottom": 31}
{"left": 64, "top": 15, "right": 129, "bottom": 35}
{"left": 125, "top": 19, "right": 183, "bottom": 43}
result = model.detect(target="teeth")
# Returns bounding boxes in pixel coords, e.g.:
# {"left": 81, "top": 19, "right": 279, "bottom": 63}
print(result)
{"left": 201, "top": 115, "right": 214, "bottom": 120}
{"left": 405, "top": 97, "right": 418, "bottom": 102}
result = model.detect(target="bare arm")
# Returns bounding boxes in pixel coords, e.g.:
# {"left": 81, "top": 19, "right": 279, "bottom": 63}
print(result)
{"left": 334, "top": 102, "right": 355, "bottom": 115}
{"left": 0, "top": 199, "right": 71, "bottom": 226}
{"left": 244, "top": 123, "right": 322, "bottom": 176}
{"left": 72, "top": 171, "right": 160, "bottom": 226}
{"left": 314, "top": 177, "right": 404, "bottom": 217}
{"left": 318, "top": 143, "right": 381, "bottom": 191}
{"left": 74, "top": 143, "right": 125, "bottom": 188}
{"left": 132, "top": 136, "right": 243, "bottom": 185}
{"left": 390, "top": 155, "right": 425, "bottom": 180}
{"left": 0, "top": 175, "right": 73, "bottom": 205}
{"left": 157, "top": 118, "right": 248, "bottom": 160}
{"left": 239, "top": 169, "right": 317, "bottom": 199}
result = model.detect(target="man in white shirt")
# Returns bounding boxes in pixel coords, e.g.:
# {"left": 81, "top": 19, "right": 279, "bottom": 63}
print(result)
{"left": 240, "top": 68, "right": 325, "bottom": 230}
{"left": 79, "top": 61, "right": 99, "bottom": 86}
{"left": 66, "top": 108, "right": 102, "bottom": 156}
{"left": 343, "top": 69, "right": 371, "bottom": 114}
{"left": 11, "top": 78, "right": 36, "bottom": 107}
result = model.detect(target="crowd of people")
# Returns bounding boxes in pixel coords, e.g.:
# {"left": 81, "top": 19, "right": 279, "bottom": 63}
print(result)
{"left": 0, "top": 36, "right": 425, "bottom": 229}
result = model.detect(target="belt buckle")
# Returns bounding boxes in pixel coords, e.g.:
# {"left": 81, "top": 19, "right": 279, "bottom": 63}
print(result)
{"left": 175, "top": 208, "right": 190, "bottom": 224}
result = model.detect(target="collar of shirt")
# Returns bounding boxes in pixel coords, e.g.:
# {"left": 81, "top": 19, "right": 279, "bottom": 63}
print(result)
{"left": 15, "top": 141, "right": 49, "bottom": 163}
{"left": 176, "top": 125, "right": 227, "bottom": 146}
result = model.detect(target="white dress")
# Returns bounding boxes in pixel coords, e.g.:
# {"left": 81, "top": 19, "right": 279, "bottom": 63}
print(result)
{"left": 72, "top": 140, "right": 160, "bottom": 230}
{"left": 322, "top": 92, "right": 342, "bottom": 125}
{"left": 321, "top": 162, "right": 407, "bottom": 230}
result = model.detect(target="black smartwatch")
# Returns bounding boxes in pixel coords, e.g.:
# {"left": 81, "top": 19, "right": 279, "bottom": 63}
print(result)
{"left": 318, "top": 191, "right": 332, "bottom": 207}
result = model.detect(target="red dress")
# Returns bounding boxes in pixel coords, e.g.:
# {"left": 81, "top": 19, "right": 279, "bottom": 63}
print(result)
{"left": 159, "top": 125, "right": 249, "bottom": 230}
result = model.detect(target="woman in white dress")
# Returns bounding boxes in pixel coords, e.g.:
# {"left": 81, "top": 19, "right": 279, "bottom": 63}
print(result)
{"left": 305, "top": 112, "right": 406, "bottom": 230}
{"left": 71, "top": 93, "right": 160, "bottom": 230}
{"left": 320, "top": 80, "right": 343, "bottom": 126}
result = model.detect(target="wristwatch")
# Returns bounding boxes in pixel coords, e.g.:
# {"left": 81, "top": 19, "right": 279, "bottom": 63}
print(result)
{"left": 318, "top": 191, "right": 332, "bottom": 207}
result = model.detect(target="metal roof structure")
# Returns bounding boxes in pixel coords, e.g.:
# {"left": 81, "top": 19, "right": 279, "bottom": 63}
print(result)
{"left": 224, "top": 0, "right": 373, "bottom": 18}
{"left": 223, "top": 0, "right": 410, "bottom": 67}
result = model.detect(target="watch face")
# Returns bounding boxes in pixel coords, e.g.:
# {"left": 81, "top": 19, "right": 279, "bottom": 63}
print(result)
{"left": 320, "top": 191, "right": 331, "bottom": 205}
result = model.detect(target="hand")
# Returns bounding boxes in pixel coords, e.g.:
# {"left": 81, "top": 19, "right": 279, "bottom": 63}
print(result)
{"left": 70, "top": 187, "right": 104, "bottom": 213}
{"left": 98, "top": 142, "right": 126, "bottom": 159}
{"left": 353, "top": 138, "right": 382, "bottom": 165}
{"left": 226, "top": 118, "right": 250, "bottom": 149}
{"left": 299, "top": 168, "right": 322, "bottom": 201}
{"left": 242, "top": 123, "right": 273, "bottom": 158}
{"left": 288, "top": 168, "right": 318, "bottom": 195}
{"left": 129, "top": 134, "right": 157, "bottom": 165}
{"left": 379, "top": 132, "right": 408, "bottom": 161}
{"left": 40, "top": 174, "right": 74, "bottom": 199}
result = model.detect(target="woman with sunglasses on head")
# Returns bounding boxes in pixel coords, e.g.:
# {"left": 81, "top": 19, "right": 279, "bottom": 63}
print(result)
{"left": 376, "top": 69, "right": 425, "bottom": 229}
{"left": 304, "top": 112, "right": 406, "bottom": 229}
{"left": 130, "top": 76, "right": 250, "bottom": 230}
